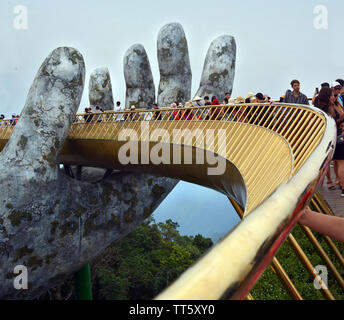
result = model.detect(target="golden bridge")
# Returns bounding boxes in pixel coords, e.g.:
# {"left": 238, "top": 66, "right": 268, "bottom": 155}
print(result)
{"left": 1, "top": 103, "right": 343, "bottom": 300}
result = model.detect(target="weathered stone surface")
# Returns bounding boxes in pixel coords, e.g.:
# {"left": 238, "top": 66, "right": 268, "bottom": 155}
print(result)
{"left": 0, "top": 46, "right": 85, "bottom": 183}
{"left": 124, "top": 44, "right": 155, "bottom": 109}
{"left": 195, "top": 35, "right": 236, "bottom": 101}
{"left": 89, "top": 67, "right": 114, "bottom": 110}
{"left": 157, "top": 23, "right": 191, "bottom": 107}
{"left": 0, "top": 47, "right": 178, "bottom": 299}
{"left": 0, "top": 24, "right": 237, "bottom": 300}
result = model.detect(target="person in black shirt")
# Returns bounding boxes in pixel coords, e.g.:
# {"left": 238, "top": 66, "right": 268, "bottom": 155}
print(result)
{"left": 204, "top": 96, "right": 211, "bottom": 106}
{"left": 152, "top": 103, "right": 162, "bottom": 120}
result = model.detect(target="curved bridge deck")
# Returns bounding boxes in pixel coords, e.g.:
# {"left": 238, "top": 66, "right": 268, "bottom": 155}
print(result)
{"left": 1, "top": 103, "right": 324, "bottom": 215}
{"left": 0, "top": 103, "right": 336, "bottom": 299}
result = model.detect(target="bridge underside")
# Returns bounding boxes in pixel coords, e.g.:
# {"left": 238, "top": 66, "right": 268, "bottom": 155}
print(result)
{"left": 61, "top": 140, "right": 247, "bottom": 210}
{"left": 62, "top": 119, "right": 294, "bottom": 214}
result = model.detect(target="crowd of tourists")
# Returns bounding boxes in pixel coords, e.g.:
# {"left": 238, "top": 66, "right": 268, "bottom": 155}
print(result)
{"left": 0, "top": 79, "right": 343, "bottom": 242}
{"left": 311, "top": 80, "right": 344, "bottom": 198}
{"left": 0, "top": 114, "right": 20, "bottom": 126}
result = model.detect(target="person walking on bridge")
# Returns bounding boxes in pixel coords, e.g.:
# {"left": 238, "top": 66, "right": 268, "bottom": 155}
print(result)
{"left": 284, "top": 79, "right": 309, "bottom": 105}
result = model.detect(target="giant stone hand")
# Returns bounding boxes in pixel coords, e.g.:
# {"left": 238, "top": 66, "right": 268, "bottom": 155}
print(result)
{"left": 0, "top": 23, "right": 236, "bottom": 299}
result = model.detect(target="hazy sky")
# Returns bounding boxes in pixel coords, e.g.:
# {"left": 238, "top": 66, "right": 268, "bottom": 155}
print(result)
{"left": 1, "top": 0, "right": 342, "bottom": 115}
{"left": 0, "top": 0, "right": 342, "bottom": 234}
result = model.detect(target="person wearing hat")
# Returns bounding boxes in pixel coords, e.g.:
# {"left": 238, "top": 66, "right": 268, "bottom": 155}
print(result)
{"left": 182, "top": 101, "right": 195, "bottom": 120}
{"left": 234, "top": 96, "right": 245, "bottom": 104}
{"left": 129, "top": 105, "right": 138, "bottom": 121}
{"left": 245, "top": 92, "right": 255, "bottom": 103}
{"left": 231, "top": 97, "right": 246, "bottom": 122}
{"left": 252, "top": 93, "right": 270, "bottom": 124}
{"left": 193, "top": 96, "right": 203, "bottom": 106}
{"left": 332, "top": 81, "right": 343, "bottom": 107}
{"left": 284, "top": 80, "right": 309, "bottom": 105}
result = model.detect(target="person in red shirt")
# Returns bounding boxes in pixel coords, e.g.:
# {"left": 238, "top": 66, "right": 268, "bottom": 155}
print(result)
{"left": 210, "top": 96, "right": 222, "bottom": 120}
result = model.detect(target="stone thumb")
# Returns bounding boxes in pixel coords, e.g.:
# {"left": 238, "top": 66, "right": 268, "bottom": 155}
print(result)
{"left": 0, "top": 47, "right": 85, "bottom": 181}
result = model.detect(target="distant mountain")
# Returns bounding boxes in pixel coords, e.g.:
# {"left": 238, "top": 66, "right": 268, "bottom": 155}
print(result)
{"left": 152, "top": 181, "right": 240, "bottom": 243}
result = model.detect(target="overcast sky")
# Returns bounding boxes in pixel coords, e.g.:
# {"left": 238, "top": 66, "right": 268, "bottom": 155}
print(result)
{"left": 0, "top": 0, "right": 342, "bottom": 235}
{"left": 1, "top": 0, "right": 342, "bottom": 116}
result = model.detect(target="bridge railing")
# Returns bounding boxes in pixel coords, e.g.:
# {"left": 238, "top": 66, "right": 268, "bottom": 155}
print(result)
{"left": 0, "top": 103, "right": 340, "bottom": 299}
{"left": 71, "top": 103, "right": 326, "bottom": 177}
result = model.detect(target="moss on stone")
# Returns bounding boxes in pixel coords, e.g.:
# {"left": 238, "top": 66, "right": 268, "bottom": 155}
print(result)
{"left": 113, "top": 189, "right": 124, "bottom": 201}
{"left": 63, "top": 211, "right": 71, "bottom": 218}
{"left": 83, "top": 211, "right": 120, "bottom": 238}
{"left": 8, "top": 210, "right": 32, "bottom": 227}
{"left": 45, "top": 252, "right": 57, "bottom": 264}
{"left": 89, "top": 195, "right": 99, "bottom": 205}
{"left": 102, "top": 73, "right": 110, "bottom": 89}
{"left": 151, "top": 184, "right": 166, "bottom": 202}
{"left": 133, "top": 48, "right": 143, "bottom": 56}
{"left": 75, "top": 205, "right": 86, "bottom": 217}
{"left": 69, "top": 52, "right": 82, "bottom": 65}
{"left": 26, "top": 107, "right": 38, "bottom": 116}
{"left": 6, "top": 272, "right": 16, "bottom": 279}
{"left": 27, "top": 256, "right": 43, "bottom": 270}
{"left": 208, "top": 70, "right": 229, "bottom": 84}
{"left": 41, "top": 65, "right": 50, "bottom": 77}
{"left": 124, "top": 210, "right": 135, "bottom": 223}
{"left": 48, "top": 273, "right": 66, "bottom": 284}
{"left": 15, "top": 246, "right": 34, "bottom": 262}
{"left": 54, "top": 137, "right": 60, "bottom": 150}
{"left": 161, "top": 48, "right": 172, "bottom": 60}
{"left": 43, "top": 147, "right": 56, "bottom": 169}
{"left": 50, "top": 221, "right": 59, "bottom": 235}
{"left": 178, "top": 37, "right": 188, "bottom": 57}
{"left": 176, "top": 90, "right": 185, "bottom": 102}
{"left": 34, "top": 166, "right": 47, "bottom": 176}
{"left": 59, "top": 221, "right": 78, "bottom": 238}
{"left": 101, "top": 183, "right": 114, "bottom": 208}
{"left": 6, "top": 203, "right": 13, "bottom": 209}
{"left": 83, "top": 213, "right": 98, "bottom": 237}
{"left": 143, "top": 204, "right": 155, "bottom": 218}
{"left": 17, "top": 135, "right": 28, "bottom": 149}
{"left": 216, "top": 45, "right": 229, "bottom": 57}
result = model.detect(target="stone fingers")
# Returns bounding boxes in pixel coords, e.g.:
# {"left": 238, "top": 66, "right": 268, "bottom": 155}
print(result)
{"left": 0, "top": 47, "right": 85, "bottom": 182}
{"left": 124, "top": 44, "right": 155, "bottom": 109}
{"left": 195, "top": 35, "right": 236, "bottom": 100}
{"left": 89, "top": 67, "right": 114, "bottom": 111}
{"left": 157, "top": 23, "right": 191, "bottom": 107}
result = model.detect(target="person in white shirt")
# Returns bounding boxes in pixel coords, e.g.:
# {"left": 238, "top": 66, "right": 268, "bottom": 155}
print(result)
{"left": 115, "top": 101, "right": 122, "bottom": 121}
